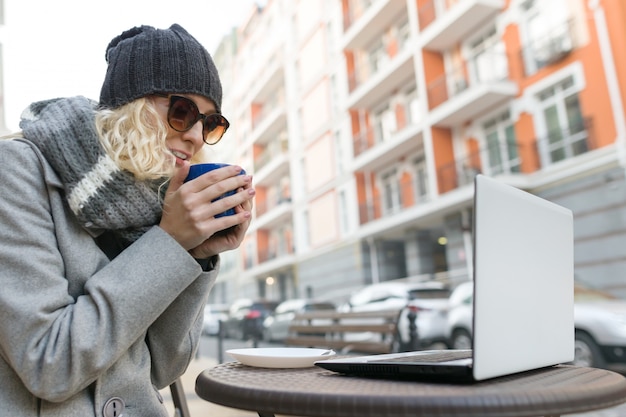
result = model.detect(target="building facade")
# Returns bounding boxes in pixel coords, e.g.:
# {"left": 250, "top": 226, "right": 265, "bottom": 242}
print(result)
{"left": 208, "top": 0, "right": 626, "bottom": 305}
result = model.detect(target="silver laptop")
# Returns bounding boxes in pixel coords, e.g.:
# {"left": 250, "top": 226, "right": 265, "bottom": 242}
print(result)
{"left": 316, "top": 174, "right": 574, "bottom": 382}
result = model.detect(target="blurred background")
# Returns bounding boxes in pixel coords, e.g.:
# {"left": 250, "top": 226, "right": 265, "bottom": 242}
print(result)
{"left": 202, "top": 0, "right": 626, "bottom": 309}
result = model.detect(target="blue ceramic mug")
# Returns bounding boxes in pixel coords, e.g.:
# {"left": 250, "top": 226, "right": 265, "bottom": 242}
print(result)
{"left": 184, "top": 163, "right": 246, "bottom": 217}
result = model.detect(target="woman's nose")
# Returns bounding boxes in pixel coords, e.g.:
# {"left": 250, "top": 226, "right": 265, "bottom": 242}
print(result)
{"left": 182, "top": 120, "right": 205, "bottom": 145}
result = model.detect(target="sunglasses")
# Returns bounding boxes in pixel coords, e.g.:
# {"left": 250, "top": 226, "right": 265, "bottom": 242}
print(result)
{"left": 156, "top": 94, "right": 229, "bottom": 145}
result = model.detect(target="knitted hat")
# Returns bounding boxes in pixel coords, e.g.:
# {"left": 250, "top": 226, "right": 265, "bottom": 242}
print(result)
{"left": 99, "top": 24, "right": 222, "bottom": 112}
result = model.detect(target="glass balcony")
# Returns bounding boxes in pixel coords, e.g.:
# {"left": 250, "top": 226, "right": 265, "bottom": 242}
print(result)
{"left": 255, "top": 192, "right": 292, "bottom": 219}
{"left": 358, "top": 175, "right": 430, "bottom": 224}
{"left": 426, "top": 51, "right": 517, "bottom": 126}
{"left": 351, "top": 109, "right": 422, "bottom": 170}
{"left": 436, "top": 117, "right": 596, "bottom": 192}
{"left": 418, "top": 0, "right": 504, "bottom": 51}
{"left": 521, "top": 19, "right": 575, "bottom": 76}
{"left": 343, "top": 0, "right": 407, "bottom": 49}
{"left": 257, "top": 241, "right": 295, "bottom": 264}
{"left": 346, "top": 20, "right": 413, "bottom": 104}
{"left": 254, "top": 130, "right": 289, "bottom": 180}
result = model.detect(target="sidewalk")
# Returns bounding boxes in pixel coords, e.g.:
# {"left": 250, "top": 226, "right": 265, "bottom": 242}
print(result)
{"left": 160, "top": 356, "right": 257, "bottom": 417}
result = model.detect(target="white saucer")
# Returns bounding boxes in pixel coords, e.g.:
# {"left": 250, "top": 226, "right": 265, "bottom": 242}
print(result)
{"left": 226, "top": 347, "right": 336, "bottom": 368}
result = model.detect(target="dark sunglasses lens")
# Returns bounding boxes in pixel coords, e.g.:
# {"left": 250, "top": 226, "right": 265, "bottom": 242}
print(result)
{"left": 203, "top": 114, "right": 229, "bottom": 144}
{"left": 168, "top": 97, "right": 199, "bottom": 131}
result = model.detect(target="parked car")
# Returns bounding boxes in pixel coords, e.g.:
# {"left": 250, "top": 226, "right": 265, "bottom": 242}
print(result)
{"left": 221, "top": 298, "right": 252, "bottom": 340}
{"left": 445, "top": 280, "right": 626, "bottom": 370}
{"left": 343, "top": 281, "right": 449, "bottom": 311}
{"left": 395, "top": 283, "right": 452, "bottom": 350}
{"left": 573, "top": 283, "right": 626, "bottom": 369}
{"left": 262, "top": 298, "right": 336, "bottom": 342}
{"left": 444, "top": 281, "right": 474, "bottom": 349}
{"left": 342, "top": 281, "right": 452, "bottom": 351}
{"left": 202, "top": 303, "right": 229, "bottom": 336}
{"left": 222, "top": 298, "right": 279, "bottom": 341}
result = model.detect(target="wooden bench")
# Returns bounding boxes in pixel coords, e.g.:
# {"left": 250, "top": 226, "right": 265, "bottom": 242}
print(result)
{"left": 284, "top": 309, "right": 402, "bottom": 354}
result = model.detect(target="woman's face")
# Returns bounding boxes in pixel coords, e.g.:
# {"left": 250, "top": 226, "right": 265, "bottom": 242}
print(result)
{"left": 153, "top": 93, "right": 217, "bottom": 166}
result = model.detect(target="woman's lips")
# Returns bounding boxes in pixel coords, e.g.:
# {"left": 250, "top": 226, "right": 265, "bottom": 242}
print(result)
{"left": 171, "top": 150, "right": 189, "bottom": 166}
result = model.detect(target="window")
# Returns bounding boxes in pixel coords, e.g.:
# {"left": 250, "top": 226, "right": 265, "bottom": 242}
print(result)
{"left": 467, "top": 26, "right": 507, "bottom": 84}
{"left": 381, "top": 169, "right": 401, "bottom": 214}
{"left": 368, "top": 39, "right": 387, "bottom": 74}
{"left": 276, "top": 224, "right": 292, "bottom": 256}
{"left": 397, "top": 19, "right": 411, "bottom": 52}
{"left": 301, "top": 210, "right": 310, "bottom": 252}
{"left": 245, "top": 240, "right": 255, "bottom": 268}
{"left": 330, "top": 74, "right": 339, "bottom": 117}
{"left": 482, "top": 111, "right": 520, "bottom": 174}
{"left": 404, "top": 85, "right": 420, "bottom": 126}
{"left": 373, "top": 104, "right": 396, "bottom": 144}
{"left": 268, "top": 230, "right": 279, "bottom": 259}
{"left": 521, "top": 0, "right": 572, "bottom": 74}
{"left": 412, "top": 155, "right": 429, "bottom": 201}
{"left": 537, "top": 76, "right": 587, "bottom": 164}
{"left": 339, "top": 189, "right": 349, "bottom": 235}
{"left": 334, "top": 131, "right": 345, "bottom": 175}
{"left": 300, "top": 156, "right": 308, "bottom": 194}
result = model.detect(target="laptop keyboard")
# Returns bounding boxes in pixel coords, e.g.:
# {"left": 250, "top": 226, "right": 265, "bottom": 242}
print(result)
{"left": 369, "top": 350, "right": 472, "bottom": 363}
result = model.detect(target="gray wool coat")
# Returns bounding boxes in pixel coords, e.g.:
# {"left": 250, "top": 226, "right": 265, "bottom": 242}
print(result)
{"left": 0, "top": 139, "right": 218, "bottom": 416}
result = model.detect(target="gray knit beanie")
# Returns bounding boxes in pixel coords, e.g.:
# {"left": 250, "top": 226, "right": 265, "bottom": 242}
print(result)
{"left": 99, "top": 24, "right": 222, "bottom": 112}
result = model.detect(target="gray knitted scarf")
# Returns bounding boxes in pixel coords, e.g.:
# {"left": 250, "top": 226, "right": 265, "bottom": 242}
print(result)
{"left": 20, "top": 96, "right": 166, "bottom": 245}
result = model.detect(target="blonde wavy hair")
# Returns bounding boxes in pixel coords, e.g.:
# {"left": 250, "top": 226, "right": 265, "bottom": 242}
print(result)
{"left": 95, "top": 97, "right": 175, "bottom": 181}
{"left": 3, "top": 97, "right": 209, "bottom": 181}
{"left": 95, "top": 97, "right": 209, "bottom": 180}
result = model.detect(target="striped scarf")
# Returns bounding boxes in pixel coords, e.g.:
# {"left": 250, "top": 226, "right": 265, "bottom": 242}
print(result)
{"left": 19, "top": 96, "right": 165, "bottom": 245}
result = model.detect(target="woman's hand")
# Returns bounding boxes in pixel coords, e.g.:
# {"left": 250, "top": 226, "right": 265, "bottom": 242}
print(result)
{"left": 159, "top": 162, "right": 255, "bottom": 258}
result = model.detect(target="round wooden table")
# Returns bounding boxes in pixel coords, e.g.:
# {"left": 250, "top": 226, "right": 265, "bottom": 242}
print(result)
{"left": 195, "top": 362, "right": 626, "bottom": 417}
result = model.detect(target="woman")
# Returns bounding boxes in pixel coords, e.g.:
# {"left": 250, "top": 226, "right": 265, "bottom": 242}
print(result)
{"left": 0, "top": 24, "right": 254, "bottom": 416}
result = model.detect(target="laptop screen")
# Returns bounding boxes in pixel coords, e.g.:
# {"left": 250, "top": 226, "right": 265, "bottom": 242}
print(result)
{"left": 472, "top": 175, "right": 574, "bottom": 380}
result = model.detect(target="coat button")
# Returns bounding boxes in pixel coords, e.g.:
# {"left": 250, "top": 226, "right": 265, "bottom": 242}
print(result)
{"left": 103, "top": 397, "right": 125, "bottom": 417}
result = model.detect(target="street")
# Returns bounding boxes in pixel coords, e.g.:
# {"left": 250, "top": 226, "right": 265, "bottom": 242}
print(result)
{"left": 196, "top": 334, "right": 626, "bottom": 417}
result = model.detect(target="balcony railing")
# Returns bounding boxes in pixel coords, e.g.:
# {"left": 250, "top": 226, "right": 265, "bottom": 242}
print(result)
{"left": 437, "top": 118, "right": 595, "bottom": 192}
{"left": 343, "top": 0, "right": 381, "bottom": 31}
{"left": 256, "top": 193, "right": 292, "bottom": 218}
{"left": 427, "top": 51, "right": 509, "bottom": 108}
{"left": 353, "top": 126, "right": 376, "bottom": 158}
{"left": 356, "top": 118, "right": 595, "bottom": 225}
{"left": 418, "top": 0, "right": 503, "bottom": 51}
{"left": 521, "top": 19, "right": 574, "bottom": 76}
{"left": 358, "top": 176, "right": 430, "bottom": 224}
{"left": 251, "top": 93, "right": 285, "bottom": 130}
{"left": 254, "top": 139, "right": 289, "bottom": 172}
{"left": 352, "top": 102, "right": 420, "bottom": 158}
{"left": 257, "top": 241, "right": 295, "bottom": 264}
{"left": 243, "top": 239, "right": 295, "bottom": 269}
{"left": 347, "top": 29, "right": 411, "bottom": 93}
